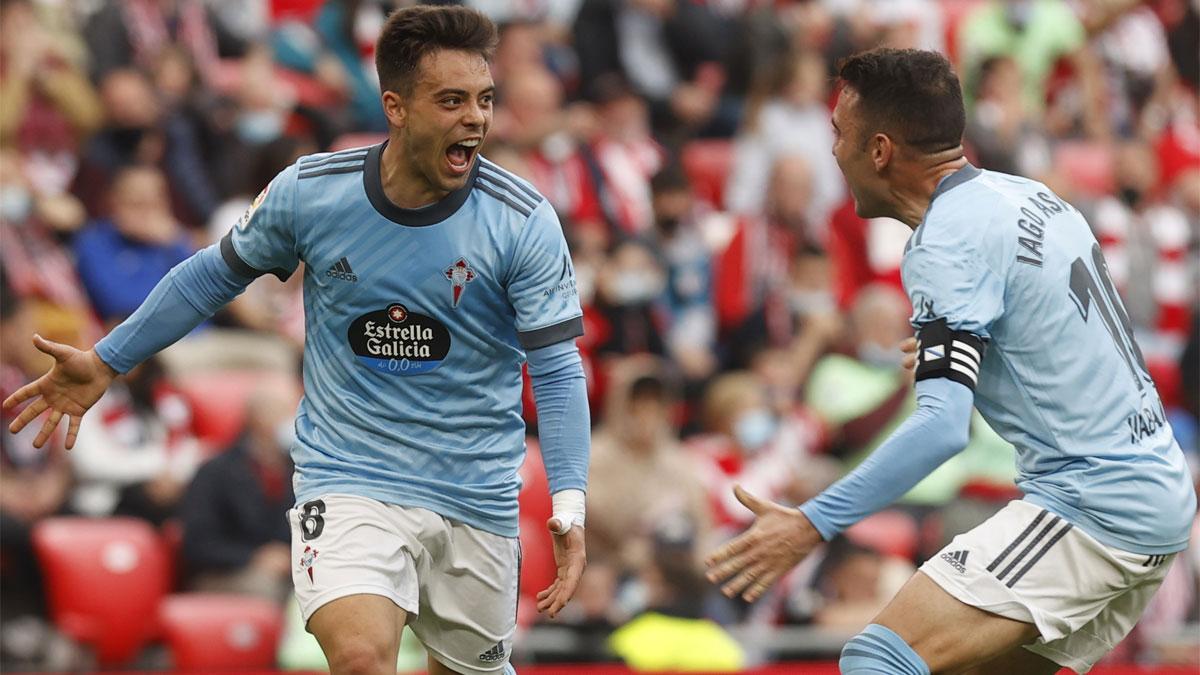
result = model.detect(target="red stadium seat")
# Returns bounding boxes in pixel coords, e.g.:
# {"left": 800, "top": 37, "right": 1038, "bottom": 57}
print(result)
{"left": 518, "top": 516, "right": 558, "bottom": 618}
{"left": 159, "top": 593, "right": 284, "bottom": 671}
{"left": 175, "top": 370, "right": 293, "bottom": 450}
{"left": 845, "top": 510, "right": 919, "bottom": 561}
{"left": 32, "top": 517, "right": 171, "bottom": 666}
{"left": 681, "top": 139, "right": 734, "bottom": 209}
{"left": 518, "top": 439, "right": 553, "bottom": 527}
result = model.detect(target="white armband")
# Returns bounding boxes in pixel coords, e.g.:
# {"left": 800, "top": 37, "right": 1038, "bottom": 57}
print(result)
{"left": 550, "top": 488, "right": 586, "bottom": 534}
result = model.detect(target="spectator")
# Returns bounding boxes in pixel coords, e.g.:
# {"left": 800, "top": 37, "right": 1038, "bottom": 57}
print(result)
{"left": 83, "top": 0, "right": 236, "bottom": 85}
{"left": 608, "top": 514, "right": 745, "bottom": 671}
{"left": 69, "top": 357, "right": 201, "bottom": 524}
{"left": 965, "top": 55, "right": 1052, "bottom": 177}
{"left": 180, "top": 379, "right": 298, "bottom": 603}
{"left": 73, "top": 165, "right": 194, "bottom": 324}
{"left": 74, "top": 68, "right": 220, "bottom": 225}
{"left": 725, "top": 49, "right": 844, "bottom": 235}
{"left": 0, "top": 0, "right": 102, "bottom": 192}
{"left": 688, "top": 371, "right": 829, "bottom": 535}
{"left": 587, "top": 363, "right": 710, "bottom": 573}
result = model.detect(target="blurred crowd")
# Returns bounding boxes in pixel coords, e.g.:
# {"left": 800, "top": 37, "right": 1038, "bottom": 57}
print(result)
{"left": 0, "top": 0, "right": 1197, "bottom": 671}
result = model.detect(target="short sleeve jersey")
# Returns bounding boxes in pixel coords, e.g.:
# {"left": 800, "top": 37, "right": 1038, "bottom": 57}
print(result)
{"left": 222, "top": 145, "right": 584, "bottom": 537}
{"left": 903, "top": 165, "right": 1193, "bottom": 555}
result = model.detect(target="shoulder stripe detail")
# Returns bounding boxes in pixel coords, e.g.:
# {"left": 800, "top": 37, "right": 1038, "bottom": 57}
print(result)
{"left": 476, "top": 179, "right": 533, "bottom": 217}
{"left": 518, "top": 315, "right": 584, "bottom": 350}
{"left": 477, "top": 173, "right": 538, "bottom": 211}
{"left": 298, "top": 164, "right": 365, "bottom": 180}
{"left": 479, "top": 160, "right": 541, "bottom": 202}
{"left": 299, "top": 149, "right": 369, "bottom": 171}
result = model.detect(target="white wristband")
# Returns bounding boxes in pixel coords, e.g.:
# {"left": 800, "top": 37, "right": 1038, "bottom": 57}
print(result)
{"left": 550, "top": 488, "right": 586, "bottom": 534}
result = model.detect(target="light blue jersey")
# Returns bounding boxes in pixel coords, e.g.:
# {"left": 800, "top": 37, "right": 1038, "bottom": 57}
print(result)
{"left": 223, "top": 144, "right": 585, "bottom": 537}
{"left": 903, "top": 164, "right": 1194, "bottom": 554}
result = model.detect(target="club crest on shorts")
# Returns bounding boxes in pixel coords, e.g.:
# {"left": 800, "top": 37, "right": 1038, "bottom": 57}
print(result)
{"left": 300, "top": 545, "right": 319, "bottom": 583}
{"left": 444, "top": 257, "right": 476, "bottom": 308}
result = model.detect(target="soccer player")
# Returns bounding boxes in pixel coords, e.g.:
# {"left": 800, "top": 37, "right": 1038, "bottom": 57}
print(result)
{"left": 4, "top": 7, "right": 589, "bottom": 675}
{"left": 706, "top": 48, "right": 1195, "bottom": 675}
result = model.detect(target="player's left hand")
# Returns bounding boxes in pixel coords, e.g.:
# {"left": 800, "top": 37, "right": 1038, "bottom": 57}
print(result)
{"left": 704, "top": 485, "right": 822, "bottom": 603}
{"left": 536, "top": 517, "right": 586, "bottom": 619}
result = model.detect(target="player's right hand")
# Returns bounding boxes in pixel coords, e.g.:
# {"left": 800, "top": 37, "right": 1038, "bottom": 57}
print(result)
{"left": 901, "top": 336, "right": 918, "bottom": 371}
{"left": 3, "top": 334, "right": 117, "bottom": 450}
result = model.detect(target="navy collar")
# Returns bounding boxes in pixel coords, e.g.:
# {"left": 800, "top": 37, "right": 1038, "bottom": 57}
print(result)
{"left": 928, "top": 162, "right": 981, "bottom": 206}
{"left": 364, "top": 141, "right": 478, "bottom": 227}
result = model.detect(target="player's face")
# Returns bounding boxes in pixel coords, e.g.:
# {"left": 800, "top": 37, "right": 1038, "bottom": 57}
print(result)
{"left": 831, "top": 88, "right": 884, "bottom": 218}
{"left": 392, "top": 49, "right": 495, "bottom": 198}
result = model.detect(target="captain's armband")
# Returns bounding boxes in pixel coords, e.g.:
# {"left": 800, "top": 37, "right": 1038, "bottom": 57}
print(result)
{"left": 915, "top": 318, "right": 986, "bottom": 390}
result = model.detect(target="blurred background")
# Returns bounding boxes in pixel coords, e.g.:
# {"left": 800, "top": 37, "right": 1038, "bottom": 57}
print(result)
{"left": 0, "top": 0, "right": 1197, "bottom": 672}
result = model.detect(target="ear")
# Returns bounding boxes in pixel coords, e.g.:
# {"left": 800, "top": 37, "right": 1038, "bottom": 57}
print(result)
{"left": 382, "top": 90, "right": 407, "bottom": 130}
{"left": 870, "top": 133, "right": 893, "bottom": 172}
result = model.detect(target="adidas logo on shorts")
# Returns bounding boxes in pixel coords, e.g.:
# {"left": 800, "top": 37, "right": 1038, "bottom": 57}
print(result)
{"left": 940, "top": 549, "right": 969, "bottom": 574}
{"left": 478, "top": 642, "right": 506, "bottom": 663}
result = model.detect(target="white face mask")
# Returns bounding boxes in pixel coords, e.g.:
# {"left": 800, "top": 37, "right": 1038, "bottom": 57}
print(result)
{"left": 734, "top": 409, "right": 777, "bottom": 453}
{"left": 0, "top": 185, "right": 33, "bottom": 224}
{"left": 608, "top": 271, "right": 663, "bottom": 306}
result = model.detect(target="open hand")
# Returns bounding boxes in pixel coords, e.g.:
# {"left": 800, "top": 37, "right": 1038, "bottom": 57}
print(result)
{"left": 704, "top": 485, "right": 822, "bottom": 603}
{"left": 3, "top": 335, "right": 116, "bottom": 449}
{"left": 536, "top": 517, "right": 586, "bottom": 619}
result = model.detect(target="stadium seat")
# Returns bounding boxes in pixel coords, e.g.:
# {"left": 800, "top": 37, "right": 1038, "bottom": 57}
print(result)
{"left": 32, "top": 517, "right": 171, "bottom": 666}
{"left": 518, "top": 516, "right": 558, "bottom": 613}
{"left": 680, "top": 139, "right": 734, "bottom": 209}
{"left": 175, "top": 370, "right": 294, "bottom": 450}
{"left": 159, "top": 593, "right": 284, "bottom": 671}
{"left": 844, "top": 510, "right": 919, "bottom": 561}
{"left": 518, "top": 439, "right": 553, "bottom": 527}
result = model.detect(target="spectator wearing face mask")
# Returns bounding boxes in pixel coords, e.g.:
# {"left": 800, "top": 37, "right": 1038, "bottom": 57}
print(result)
{"left": 804, "top": 285, "right": 1016, "bottom": 509}
{"left": 179, "top": 379, "right": 299, "bottom": 603}
{"left": 687, "top": 370, "right": 826, "bottom": 536}
{"left": 592, "top": 239, "right": 668, "bottom": 357}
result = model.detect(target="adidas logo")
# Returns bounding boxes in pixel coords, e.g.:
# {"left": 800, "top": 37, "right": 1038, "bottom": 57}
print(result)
{"left": 478, "top": 642, "right": 505, "bottom": 663}
{"left": 940, "top": 549, "right": 969, "bottom": 574}
{"left": 326, "top": 257, "right": 358, "bottom": 282}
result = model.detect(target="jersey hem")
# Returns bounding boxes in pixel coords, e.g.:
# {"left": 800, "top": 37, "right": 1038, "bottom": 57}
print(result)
{"left": 1021, "top": 494, "right": 1189, "bottom": 556}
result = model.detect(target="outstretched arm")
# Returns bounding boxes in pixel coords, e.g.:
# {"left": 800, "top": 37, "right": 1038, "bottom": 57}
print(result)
{"left": 526, "top": 339, "right": 590, "bottom": 619}
{"left": 4, "top": 244, "right": 256, "bottom": 448}
{"left": 706, "top": 377, "right": 974, "bottom": 602}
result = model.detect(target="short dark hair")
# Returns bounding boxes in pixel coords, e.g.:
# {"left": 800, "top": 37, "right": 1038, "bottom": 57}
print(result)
{"left": 374, "top": 5, "right": 499, "bottom": 95}
{"left": 838, "top": 48, "right": 965, "bottom": 154}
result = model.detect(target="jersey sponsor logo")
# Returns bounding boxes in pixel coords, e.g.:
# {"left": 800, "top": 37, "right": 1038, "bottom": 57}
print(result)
{"left": 326, "top": 257, "right": 358, "bottom": 283}
{"left": 940, "top": 549, "right": 969, "bottom": 574}
{"left": 348, "top": 303, "right": 451, "bottom": 375}
{"left": 444, "top": 257, "right": 476, "bottom": 308}
{"left": 478, "top": 642, "right": 506, "bottom": 663}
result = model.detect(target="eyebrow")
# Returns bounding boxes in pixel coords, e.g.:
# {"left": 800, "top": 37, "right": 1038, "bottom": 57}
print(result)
{"left": 433, "top": 86, "right": 495, "bottom": 98}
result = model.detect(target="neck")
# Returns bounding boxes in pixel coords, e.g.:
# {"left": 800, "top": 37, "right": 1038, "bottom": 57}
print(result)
{"left": 380, "top": 135, "right": 448, "bottom": 209}
{"left": 889, "top": 147, "right": 968, "bottom": 229}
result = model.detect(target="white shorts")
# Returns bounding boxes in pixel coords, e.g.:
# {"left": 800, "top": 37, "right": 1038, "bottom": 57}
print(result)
{"left": 289, "top": 494, "right": 521, "bottom": 675}
{"left": 920, "top": 499, "right": 1176, "bottom": 674}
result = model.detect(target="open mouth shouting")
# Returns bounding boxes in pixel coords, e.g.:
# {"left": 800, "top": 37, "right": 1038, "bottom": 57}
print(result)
{"left": 445, "top": 137, "right": 480, "bottom": 176}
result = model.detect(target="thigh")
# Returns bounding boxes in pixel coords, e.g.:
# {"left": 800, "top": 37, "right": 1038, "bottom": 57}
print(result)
{"left": 875, "top": 571, "right": 1040, "bottom": 674}
{"left": 309, "top": 593, "right": 406, "bottom": 675}
{"left": 962, "top": 644, "right": 1060, "bottom": 675}
{"left": 409, "top": 516, "right": 521, "bottom": 675}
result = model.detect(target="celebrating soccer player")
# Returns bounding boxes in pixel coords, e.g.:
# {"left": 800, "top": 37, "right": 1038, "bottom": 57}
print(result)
{"left": 705, "top": 48, "right": 1194, "bottom": 675}
{"left": 4, "top": 6, "right": 589, "bottom": 675}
